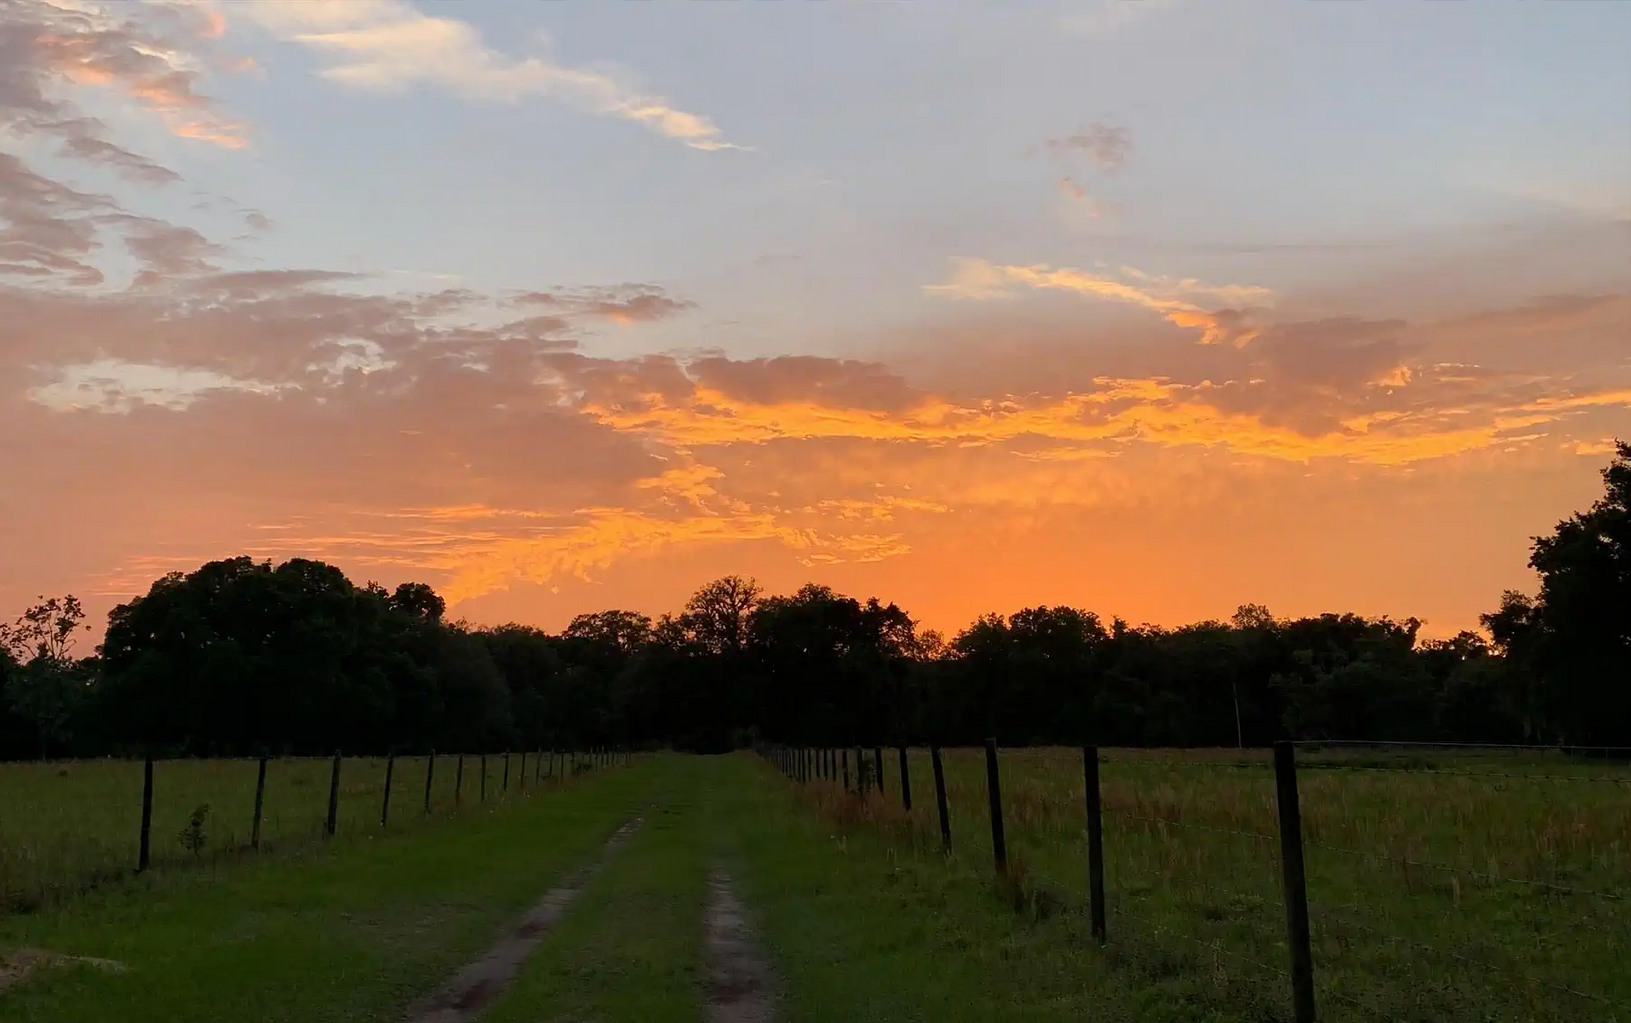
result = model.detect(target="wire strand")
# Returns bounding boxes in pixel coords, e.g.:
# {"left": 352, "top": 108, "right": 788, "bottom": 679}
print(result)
{"left": 1106, "top": 810, "right": 1280, "bottom": 844}
{"left": 1293, "top": 739, "right": 1631, "bottom": 754}
{"left": 1297, "top": 762, "right": 1631, "bottom": 786}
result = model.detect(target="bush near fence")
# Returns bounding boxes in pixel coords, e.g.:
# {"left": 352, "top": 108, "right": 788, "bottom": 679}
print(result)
{"left": 0, "top": 746, "right": 631, "bottom": 913}
{"left": 761, "top": 740, "right": 1631, "bottom": 1023}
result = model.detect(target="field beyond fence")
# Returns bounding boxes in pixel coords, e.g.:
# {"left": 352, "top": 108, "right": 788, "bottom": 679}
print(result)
{"left": 0, "top": 748, "right": 625, "bottom": 913}
{"left": 765, "top": 741, "right": 1631, "bottom": 1023}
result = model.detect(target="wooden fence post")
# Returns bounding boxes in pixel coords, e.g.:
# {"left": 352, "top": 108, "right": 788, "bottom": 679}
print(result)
{"left": 873, "top": 747, "right": 885, "bottom": 796}
{"left": 423, "top": 752, "right": 436, "bottom": 815}
{"left": 841, "top": 747, "right": 851, "bottom": 791}
{"left": 251, "top": 755, "right": 268, "bottom": 850}
{"left": 325, "top": 752, "right": 342, "bottom": 837}
{"left": 1274, "top": 741, "right": 1317, "bottom": 1023}
{"left": 931, "top": 745, "right": 951, "bottom": 851}
{"left": 455, "top": 753, "right": 465, "bottom": 806}
{"left": 381, "top": 754, "right": 395, "bottom": 828}
{"left": 138, "top": 754, "right": 154, "bottom": 871}
{"left": 519, "top": 751, "right": 527, "bottom": 790}
{"left": 898, "top": 746, "right": 912, "bottom": 811}
{"left": 984, "top": 738, "right": 1007, "bottom": 873}
{"left": 503, "top": 752, "right": 511, "bottom": 793}
{"left": 1083, "top": 745, "right": 1106, "bottom": 943}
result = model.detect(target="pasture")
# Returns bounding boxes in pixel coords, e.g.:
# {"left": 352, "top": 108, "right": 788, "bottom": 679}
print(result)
{"left": 1, "top": 749, "right": 1624, "bottom": 1022}
{"left": 0, "top": 751, "right": 577, "bottom": 912}
{"left": 795, "top": 744, "right": 1631, "bottom": 1021}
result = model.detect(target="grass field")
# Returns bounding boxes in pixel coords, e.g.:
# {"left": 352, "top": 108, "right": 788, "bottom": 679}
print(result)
{"left": 0, "top": 751, "right": 581, "bottom": 912}
{"left": 800, "top": 744, "right": 1631, "bottom": 1022}
{"left": 0, "top": 754, "right": 1283, "bottom": 1022}
{"left": 2, "top": 751, "right": 1624, "bottom": 1021}
{"left": 0, "top": 757, "right": 646, "bottom": 1023}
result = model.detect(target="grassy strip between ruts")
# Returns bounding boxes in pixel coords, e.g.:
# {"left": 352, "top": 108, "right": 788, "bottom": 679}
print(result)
{"left": 716, "top": 753, "right": 1279, "bottom": 1023}
{"left": 480, "top": 757, "right": 710, "bottom": 1023}
{"left": 0, "top": 761, "right": 655, "bottom": 1023}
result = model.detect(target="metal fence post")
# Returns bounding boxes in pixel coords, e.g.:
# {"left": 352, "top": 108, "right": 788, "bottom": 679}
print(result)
{"left": 1083, "top": 745, "right": 1106, "bottom": 943}
{"left": 138, "top": 754, "right": 154, "bottom": 871}
{"left": 984, "top": 738, "right": 1007, "bottom": 873}
{"left": 424, "top": 751, "right": 436, "bottom": 815}
{"left": 325, "top": 752, "right": 342, "bottom": 837}
{"left": 251, "top": 755, "right": 268, "bottom": 850}
{"left": 931, "top": 744, "right": 951, "bottom": 851}
{"left": 897, "top": 746, "right": 912, "bottom": 811}
{"left": 381, "top": 754, "right": 395, "bottom": 828}
{"left": 1274, "top": 741, "right": 1317, "bottom": 1023}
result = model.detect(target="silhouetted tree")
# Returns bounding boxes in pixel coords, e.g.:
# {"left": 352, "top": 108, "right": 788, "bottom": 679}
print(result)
{"left": 1483, "top": 441, "right": 1631, "bottom": 746}
{"left": 10, "top": 442, "right": 1630, "bottom": 759}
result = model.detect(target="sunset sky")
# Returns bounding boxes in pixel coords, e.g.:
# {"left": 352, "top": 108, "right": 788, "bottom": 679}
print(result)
{"left": 2, "top": 0, "right": 1628, "bottom": 642}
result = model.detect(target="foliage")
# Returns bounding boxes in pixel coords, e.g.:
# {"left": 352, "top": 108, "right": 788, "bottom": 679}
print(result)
{"left": 1478, "top": 441, "right": 1631, "bottom": 746}
{"left": 1, "top": 444, "right": 1626, "bottom": 759}
{"left": 178, "top": 803, "right": 210, "bottom": 855}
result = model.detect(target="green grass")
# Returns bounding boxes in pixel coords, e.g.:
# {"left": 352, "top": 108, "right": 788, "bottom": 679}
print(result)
{"left": 0, "top": 751, "right": 572, "bottom": 912}
{"left": 481, "top": 758, "right": 709, "bottom": 1023}
{"left": 5, "top": 751, "right": 1625, "bottom": 1022}
{"left": 715, "top": 752, "right": 1247, "bottom": 1023}
{"left": 0, "top": 759, "right": 649, "bottom": 1023}
{"left": 800, "top": 745, "right": 1631, "bottom": 1022}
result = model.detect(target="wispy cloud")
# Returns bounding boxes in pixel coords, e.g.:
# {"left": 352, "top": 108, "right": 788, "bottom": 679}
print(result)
{"left": 238, "top": 0, "right": 744, "bottom": 152}
{"left": 1044, "top": 122, "right": 1132, "bottom": 173}
{"left": 925, "top": 257, "right": 1270, "bottom": 345}
{"left": 1032, "top": 120, "right": 1132, "bottom": 214}
{"left": 515, "top": 284, "right": 697, "bottom": 325}
{"left": 4, "top": 0, "right": 249, "bottom": 149}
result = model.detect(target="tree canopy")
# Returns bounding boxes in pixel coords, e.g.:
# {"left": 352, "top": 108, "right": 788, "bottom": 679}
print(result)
{"left": 3, "top": 444, "right": 1626, "bottom": 759}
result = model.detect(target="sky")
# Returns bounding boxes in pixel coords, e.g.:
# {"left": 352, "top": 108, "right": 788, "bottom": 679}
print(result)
{"left": 1, "top": 0, "right": 1629, "bottom": 643}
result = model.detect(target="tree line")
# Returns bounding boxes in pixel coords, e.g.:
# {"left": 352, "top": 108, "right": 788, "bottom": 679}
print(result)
{"left": 2, "top": 443, "right": 1627, "bottom": 759}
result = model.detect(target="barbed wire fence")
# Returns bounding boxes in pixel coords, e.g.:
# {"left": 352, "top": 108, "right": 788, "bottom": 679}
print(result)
{"left": 0, "top": 746, "right": 631, "bottom": 912}
{"left": 761, "top": 739, "right": 1631, "bottom": 1022}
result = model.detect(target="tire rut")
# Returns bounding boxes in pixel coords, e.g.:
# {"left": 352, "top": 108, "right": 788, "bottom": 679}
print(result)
{"left": 397, "top": 817, "right": 643, "bottom": 1023}
{"left": 705, "top": 869, "right": 776, "bottom": 1023}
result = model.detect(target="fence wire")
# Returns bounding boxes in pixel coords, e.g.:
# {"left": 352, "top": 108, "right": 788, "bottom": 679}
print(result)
{"left": 766, "top": 740, "right": 1631, "bottom": 1023}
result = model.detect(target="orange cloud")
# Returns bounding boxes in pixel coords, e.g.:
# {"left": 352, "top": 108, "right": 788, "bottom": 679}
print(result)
{"left": 576, "top": 371, "right": 1631, "bottom": 468}
{"left": 926, "top": 258, "right": 1269, "bottom": 345}
{"left": 3, "top": 230, "right": 1627, "bottom": 639}
{"left": 32, "top": 16, "right": 248, "bottom": 149}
